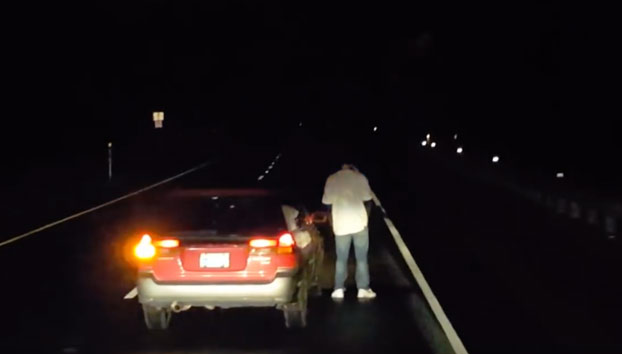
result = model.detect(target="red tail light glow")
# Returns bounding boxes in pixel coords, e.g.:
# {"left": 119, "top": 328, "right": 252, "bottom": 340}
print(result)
{"left": 249, "top": 238, "right": 278, "bottom": 248}
{"left": 156, "top": 239, "right": 179, "bottom": 248}
{"left": 134, "top": 234, "right": 156, "bottom": 260}
{"left": 249, "top": 233, "right": 295, "bottom": 253}
{"left": 278, "top": 233, "right": 295, "bottom": 247}
{"left": 277, "top": 232, "right": 295, "bottom": 254}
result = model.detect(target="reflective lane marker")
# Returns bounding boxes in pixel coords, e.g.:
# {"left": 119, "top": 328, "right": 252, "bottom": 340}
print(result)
{"left": 0, "top": 161, "right": 211, "bottom": 248}
{"left": 373, "top": 193, "right": 469, "bottom": 354}
{"left": 124, "top": 287, "right": 138, "bottom": 299}
{"left": 257, "top": 153, "right": 281, "bottom": 182}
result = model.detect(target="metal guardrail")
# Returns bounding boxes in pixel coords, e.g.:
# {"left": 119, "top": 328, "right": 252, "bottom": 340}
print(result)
{"left": 521, "top": 187, "right": 620, "bottom": 239}
{"left": 418, "top": 136, "right": 620, "bottom": 241}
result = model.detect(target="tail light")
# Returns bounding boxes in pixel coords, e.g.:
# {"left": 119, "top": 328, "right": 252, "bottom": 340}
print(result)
{"left": 278, "top": 233, "right": 295, "bottom": 247}
{"left": 134, "top": 235, "right": 179, "bottom": 260}
{"left": 155, "top": 239, "right": 179, "bottom": 248}
{"left": 249, "top": 239, "right": 278, "bottom": 248}
{"left": 134, "top": 234, "right": 156, "bottom": 260}
{"left": 249, "top": 232, "right": 296, "bottom": 254}
{"left": 277, "top": 232, "right": 295, "bottom": 254}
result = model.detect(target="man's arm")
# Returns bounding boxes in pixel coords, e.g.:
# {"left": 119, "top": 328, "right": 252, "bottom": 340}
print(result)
{"left": 360, "top": 175, "right": 373, "bottom": 202}
{"left": 322, "top": 176, "right": 334, "bottom": 205}
{"left": 364, "top": 200, "right": 373, "bottom": 217}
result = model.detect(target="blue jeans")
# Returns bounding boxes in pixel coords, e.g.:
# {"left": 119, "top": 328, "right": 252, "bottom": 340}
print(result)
{"left": 334, "top": 227, "right": 370, "bottom": 290}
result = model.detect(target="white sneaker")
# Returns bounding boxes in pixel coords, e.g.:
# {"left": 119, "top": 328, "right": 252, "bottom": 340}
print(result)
{"left": 357, "top": 288, "right": 377, "bottom": 299}
{"left": 331, "top": 288, "right": 345, "bottom": 300}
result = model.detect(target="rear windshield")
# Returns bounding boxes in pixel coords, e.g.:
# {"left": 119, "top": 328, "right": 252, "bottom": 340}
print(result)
{"left": 135, "top": 191, "right": 289, "bottom": 236}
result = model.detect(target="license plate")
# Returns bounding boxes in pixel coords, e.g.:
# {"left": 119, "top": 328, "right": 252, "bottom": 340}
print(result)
{"left": 199, "top": 253, "right": 230, "bottom": 268}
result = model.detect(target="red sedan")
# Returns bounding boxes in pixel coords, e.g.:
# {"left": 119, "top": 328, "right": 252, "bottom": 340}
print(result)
{"left": 131, "top": 189, "right": 322, "bottom": 329}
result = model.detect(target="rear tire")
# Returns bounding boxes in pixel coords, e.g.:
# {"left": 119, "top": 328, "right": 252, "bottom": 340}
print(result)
{"left": 142, "top": 305, "right": 172, "bottom": 330}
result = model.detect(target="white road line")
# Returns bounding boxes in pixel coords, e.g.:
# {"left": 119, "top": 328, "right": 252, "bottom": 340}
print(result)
{"left": 124, "top": 287, "right": 138, "bottom": 299}
{"left": 0, "top": 161, "right": 211, "bottom": 248}
{"left": 373, "top": 193, "right": 469, "bottom": 354}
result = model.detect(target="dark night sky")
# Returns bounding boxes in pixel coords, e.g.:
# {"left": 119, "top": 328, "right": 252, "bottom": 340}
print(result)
{"left": 2, "top": 1, "right": 618, "bottom": 189}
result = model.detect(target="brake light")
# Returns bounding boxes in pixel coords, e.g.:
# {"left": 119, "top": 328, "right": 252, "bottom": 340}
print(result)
{"left": 277, "top": 232, "right": 295, "bottom": 254}
{"left": 249, "top": 233, "right": 295, "bottom": 254}
{"left": 156, "top": 239, "right": 179, "bottom": 248}
{"left": 134, "top": 234, "right": 156, "bottom": 260}
{"left": 278, "top": 233, "right": 295, "bottom": 247}
{"left": 249, "top": 238, "right": 278, "bottom": 248}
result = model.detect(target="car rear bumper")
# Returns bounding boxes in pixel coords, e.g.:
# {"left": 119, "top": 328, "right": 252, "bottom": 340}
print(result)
{"left": 137, "top": 275, "right": 297, "bottom": 309}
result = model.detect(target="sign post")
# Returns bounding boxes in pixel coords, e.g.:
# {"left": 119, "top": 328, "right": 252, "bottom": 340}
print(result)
{"left": 108, "top": 142, "right": 113, "bottom": 181}
{"left": 153, "top": 111, "right": 164, "bottom": 128}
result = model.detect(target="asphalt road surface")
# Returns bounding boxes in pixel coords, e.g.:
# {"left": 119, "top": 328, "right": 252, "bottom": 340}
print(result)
{"left": 0, "top": 147, "right": 435, "bottom": 354}
{"left": 2, "top": 137, "right": 620, "bottom": 354}
{"left": 400, "top": 148, "right": 621, "bottom": 354}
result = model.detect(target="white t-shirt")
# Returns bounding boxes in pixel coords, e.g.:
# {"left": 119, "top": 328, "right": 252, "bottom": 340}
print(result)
{"left": 322, "top": 168, "right": 373, "bottom": 236}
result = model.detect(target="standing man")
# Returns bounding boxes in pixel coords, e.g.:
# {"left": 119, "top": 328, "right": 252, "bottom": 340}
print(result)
{"left": 323, "top": 164, "right": 376, "bottom": 300}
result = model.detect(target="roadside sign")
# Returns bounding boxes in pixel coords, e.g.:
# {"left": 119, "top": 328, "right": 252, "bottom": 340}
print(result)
{"left": 153, "top": 111, "right": 164, "bottom": 128}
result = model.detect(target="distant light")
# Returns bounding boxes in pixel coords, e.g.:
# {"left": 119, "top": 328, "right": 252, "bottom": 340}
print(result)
{"left": 421, "top": 140, "right": 428, "bottom": 146}
{"left": 492, "top": 156, "right": 500, "bottom": 163}
{"left": 211, "top": 196, "right": 219, "bottom": 200}
{"left": 299, "top": 122, "right": 303, "bottom": 127}
{"left": 430, "top": 142, "right": 437, "bottom": 148}
{"left": 108, "top": 142, "right": 112, "bottom": 148}
{"left": 229, "top": 205, "right": 236, "bottom": 209}
{"left": 457, "top": 147, "right": 463, "bottom": 154}
{"left": 556, "top": 172, "right": 565, "bottom": 179}
{"left": 454, "top": 134, "right": 458, "bottom": 140}
{"left": 257, "top": 175, "right": 264, "bottom": 181}
{"left": 265, "top": 170, "right": 269, "bottom": 174}
{"left": 373, "top": 126, "right": 378, "bottom": 132}
{"left": 426, "top": 134, "right": 431, "bottom": 140}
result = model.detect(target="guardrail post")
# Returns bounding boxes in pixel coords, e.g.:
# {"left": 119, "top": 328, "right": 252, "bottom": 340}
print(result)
{"left": 604, "top": 215, "right": 617, "bottom": 239}
{"left": 586, "top": 209, "right": 599, "bottom": 225}
{"left": 556, "top": 198, "right": 567, "bottom": 215}
{"left": 534, "top": 191, "right": 543, "bottom": 203}
{"left": 570, "top": 202, "right": 581, "bottom": 219}
{"left": 546, "top": 196, "right": 555, "bottom": 209}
